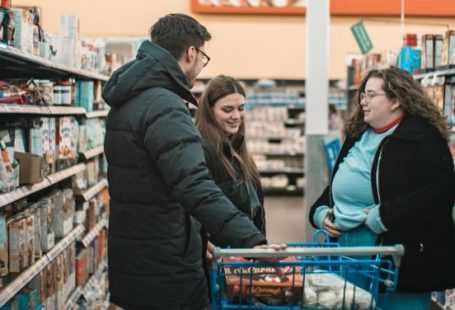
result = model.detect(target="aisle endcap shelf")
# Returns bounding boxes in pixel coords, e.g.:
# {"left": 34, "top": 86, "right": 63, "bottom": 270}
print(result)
{"left": 0, "top": 225, "right": 85, "bottom": 307}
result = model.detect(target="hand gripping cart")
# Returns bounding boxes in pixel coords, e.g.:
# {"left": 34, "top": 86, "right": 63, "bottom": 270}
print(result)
{"left": 210, "top": 232, "right": 404, "bottom": 310}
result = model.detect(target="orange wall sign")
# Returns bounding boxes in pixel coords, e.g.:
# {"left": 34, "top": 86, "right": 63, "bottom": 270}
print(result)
{"left": 191, "top": 0, "right": 455, "bottom": 17}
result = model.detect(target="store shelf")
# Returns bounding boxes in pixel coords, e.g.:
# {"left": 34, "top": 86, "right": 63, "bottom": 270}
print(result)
{"left": 413, "top": 68, "right": 455, "bottom": 80}
{"left": 81, "top": 219, "right": 107, "bottom": 247}
{"left": 63, "top": 286, "right": 82, "bottom": 310}
{"left": 77, "top": 179, "right": 108, "bottom": 202}
{"left": 0, "top": 104, "right": 49, "bottom": 114}
{"left": 48, "top": 106, "right": 86, "bottom": 115}
{"left": 0, "top": 104, "right": 107, "bottom": 117}
{"left": 259, "top": 168, "right": 304, "bottom": 175}
{"left": 348, "top": 85, "right": 359, "bottom": 91}
{"left": 0, "top": 43, "right": 109, "bottom": 81}
{"left": 0, "top": 163, "right": 86, "bottom": 208}
{"left": 86, "top": 109, "right": 109, "bottom": 118}
{"left": 45, "top": 163, "right": 86, "bottom": 185}
{"left": 80, "top": 146, "right": 104, "bottom": 160}
{"left": 0, "top": 225, "right": 85, "bottom": 307}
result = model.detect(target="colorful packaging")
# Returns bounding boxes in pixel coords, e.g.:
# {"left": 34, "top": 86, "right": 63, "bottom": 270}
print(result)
{"left": 0, "top": 215, "right": 8, "bottom": 287}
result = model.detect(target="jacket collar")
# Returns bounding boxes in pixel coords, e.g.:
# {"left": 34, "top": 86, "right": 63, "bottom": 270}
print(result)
{"left": 390, "top": 114, "right": 430, "bottom": 142}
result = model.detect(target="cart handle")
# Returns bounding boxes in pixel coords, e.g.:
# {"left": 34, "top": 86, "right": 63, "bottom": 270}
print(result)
{"left": 213, "top": 245, "right": 405, "bottom": 267}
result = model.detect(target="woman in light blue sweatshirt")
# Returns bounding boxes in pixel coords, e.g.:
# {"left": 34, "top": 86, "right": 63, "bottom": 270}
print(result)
{"left": 309, "top": 67, "right": 455, "bottom": 310}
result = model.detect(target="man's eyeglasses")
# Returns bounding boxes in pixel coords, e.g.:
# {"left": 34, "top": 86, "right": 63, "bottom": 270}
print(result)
{"left": 360, "top": 92, "right": 387, "bottom": 104}
{"left": 195, "top": 47, "right": 210, "bottom": 67}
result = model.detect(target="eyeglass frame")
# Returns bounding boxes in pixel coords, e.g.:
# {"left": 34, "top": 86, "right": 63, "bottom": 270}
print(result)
{"left": 195, "top": 46, "right": 210, "bottom": 67}
{"left": 359, "top": 91, "right": 388, "bottom": 104}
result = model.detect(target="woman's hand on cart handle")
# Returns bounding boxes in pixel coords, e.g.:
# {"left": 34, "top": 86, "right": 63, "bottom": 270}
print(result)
{"left": 323, "top": 209, "right": 341, "bottom": 238}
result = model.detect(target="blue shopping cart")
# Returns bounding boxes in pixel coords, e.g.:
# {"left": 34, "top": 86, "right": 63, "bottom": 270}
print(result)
{"left": 210, "top": 232, "right": 404, "bottom": 310}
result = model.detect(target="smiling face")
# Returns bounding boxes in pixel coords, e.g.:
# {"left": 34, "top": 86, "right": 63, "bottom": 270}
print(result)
{"left": 212, "top": 93, "right": 245, "bottom": 136}
{"left": 361, "top": 77, "right": 403, "bottom": 129}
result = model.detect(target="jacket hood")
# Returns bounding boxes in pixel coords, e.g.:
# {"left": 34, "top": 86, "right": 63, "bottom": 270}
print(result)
{"left": 102, "top": 40, "right": 197, "bottom": 108}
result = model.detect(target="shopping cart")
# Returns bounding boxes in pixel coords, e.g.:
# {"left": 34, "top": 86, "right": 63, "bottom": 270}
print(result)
{"left": 210, "top": 231, "right": 404, "bottom": 310}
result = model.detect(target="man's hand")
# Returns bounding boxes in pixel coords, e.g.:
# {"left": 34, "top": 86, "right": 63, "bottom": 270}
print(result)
{"left": 323, "top": 209, "right": 341, "bottom": 238}
{"left": 253, "top": 243, "right": 287, "bottom": 277}
{"left": 206, "top": 241, "right": 215, "bottom": 260}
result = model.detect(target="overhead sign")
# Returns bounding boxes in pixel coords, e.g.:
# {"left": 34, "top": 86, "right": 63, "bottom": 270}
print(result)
{"left": 351, "top": 20, "right": 373, "bottom": 54}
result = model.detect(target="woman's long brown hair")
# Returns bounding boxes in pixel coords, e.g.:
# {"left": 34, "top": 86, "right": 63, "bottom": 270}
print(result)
{"left": 195, "top": 75, "right": 260, "bottom": 183}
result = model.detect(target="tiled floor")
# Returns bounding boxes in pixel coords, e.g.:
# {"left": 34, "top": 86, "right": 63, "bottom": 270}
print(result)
{"left": 263, "top": 195, "right": 309, "bottom": 243}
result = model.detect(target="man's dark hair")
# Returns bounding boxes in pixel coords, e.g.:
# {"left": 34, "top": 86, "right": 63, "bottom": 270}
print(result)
{"left": 150, "top": 13, "right": 211, "bottom": 60}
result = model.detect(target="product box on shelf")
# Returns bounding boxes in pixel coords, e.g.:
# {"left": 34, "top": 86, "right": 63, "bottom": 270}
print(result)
{"left": 444, "top": 83, "right": 455, "bottom": 128}
{"left": 14, "top": 152, "right": 46, "bottom": 184}
{"left": 24, "top": 212, "right": 35, "bottom": 267}
{"left": 55, "top": 254, "right": 65, "bottom": 310}
{"left": 10, "top": 8, "right": 32, "bottom": 53}
{"left": 8, "top": 215, "right": 25, "bottom": 273}
{"left": 38, "top": 197, "right": 55, "bottom": 253}
{"left": 0, "top": 128, "right": 19, "bottom": 193}
{"left": 76, "top": 80, "right": 94, "bottom": 112}
{"left": 26, "top": 205, "right": 42, "bottom": 260}
{"left": 0, "top": 215, "right": 8, "bottom": 288}
{"left": 52, "top": 189, "right": 74, "bottom": 238}
{"left": 434, "top": 34, "right": 444, "bottom": 68}
{"left": 421, "top": 34, "right": 435, "bottom": 70}
{"left": 44, "top": 261, "right": 55, "bottom": 310}
{"left": 56, "top": 117, "right": 78, "bottom": 170}
{"left": 442, "top": 30, "right": 455, "bottom": 67}
{"left": 75, "top": 249, "right": 88, "bottom": 286}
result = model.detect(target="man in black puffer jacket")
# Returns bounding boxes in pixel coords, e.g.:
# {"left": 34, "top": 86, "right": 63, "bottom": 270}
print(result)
{"left": 103, "top": 14, "right": 268, "bottom": 310}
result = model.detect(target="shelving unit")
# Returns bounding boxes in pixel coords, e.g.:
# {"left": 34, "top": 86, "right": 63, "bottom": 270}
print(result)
{"left": 0, "top": 225, "right": 85, "bottom": 307}
{"left": 0, "top": 38, "right": 109, "bottom": 308}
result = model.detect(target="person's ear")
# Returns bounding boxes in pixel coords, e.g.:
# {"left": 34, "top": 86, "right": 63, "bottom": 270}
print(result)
{"left": 391, "top": 98, "right": 401, "bottom": 112}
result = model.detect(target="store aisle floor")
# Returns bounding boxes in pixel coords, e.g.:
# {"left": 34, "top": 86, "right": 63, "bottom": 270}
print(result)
{"left": 264, "top": 195, "right": 307, "bottom": 243}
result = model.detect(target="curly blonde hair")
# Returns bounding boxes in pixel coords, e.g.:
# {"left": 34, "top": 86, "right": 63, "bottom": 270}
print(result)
{"left": 344, "top": 67, "right": 449, "bottom": 140}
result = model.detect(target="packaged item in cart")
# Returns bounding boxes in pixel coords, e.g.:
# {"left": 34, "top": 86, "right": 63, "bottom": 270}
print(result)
{"left": 0, "top": 215, "right": 8, "bottom": 287}
{"left": 303, "top": 271, "right": 375, "bottom": 310}
{"left": 223, "top": 257, "right": 303, "bottom": 305}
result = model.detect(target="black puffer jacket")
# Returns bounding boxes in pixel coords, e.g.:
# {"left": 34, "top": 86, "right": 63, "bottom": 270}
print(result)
{"left": 309, "top": 115, "right": 455, "bottom": 292}
{"left": 202, "top": 138, "right": 266, "bottom": 235}
{"left": 103, "top": 40, "right": 266, "bottom": 310}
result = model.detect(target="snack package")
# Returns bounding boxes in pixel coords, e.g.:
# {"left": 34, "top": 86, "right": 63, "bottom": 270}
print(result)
{"left": 223, "top": 257, "right": 303, "bottom": 306}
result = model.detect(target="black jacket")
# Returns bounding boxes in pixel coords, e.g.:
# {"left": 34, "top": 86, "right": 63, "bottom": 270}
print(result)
{"left": 309, "top": 115, "right": 455, "bottom": 292}
{"left": 103, "top": 40, "right": 266, "bottom": 310}
{"left": 202, "top": 138, "right": 266, "bottom": 236}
